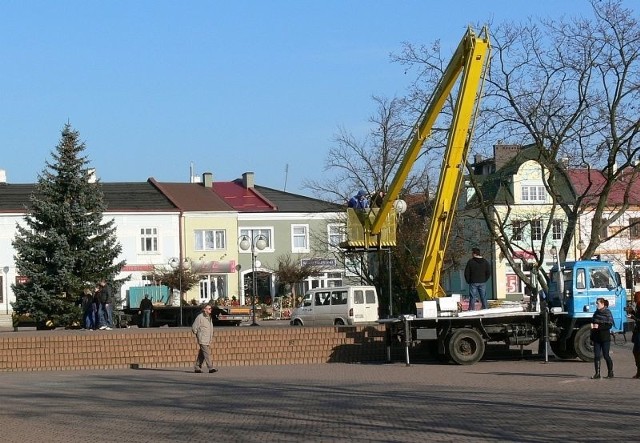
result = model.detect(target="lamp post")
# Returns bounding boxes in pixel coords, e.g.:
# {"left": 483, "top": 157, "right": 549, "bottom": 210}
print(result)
{"left": 169, "top": 257, "right": 191, "bottom": 327}
{"left": 239, "top": 231, "right": 267, "bottom": 326}
{"left": 2, "top": 266, "right": 8, "bottom": 315}
{"left": 551, "top": 245, "right": 563, "bottom": 295}
{"left": 577, "top": 239, "right": 586, "bottom": 260}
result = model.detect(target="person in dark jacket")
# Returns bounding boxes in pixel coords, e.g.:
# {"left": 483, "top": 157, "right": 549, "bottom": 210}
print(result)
{"left": 97, "top": 280, "right": 114, "bottom": 330}
{"left": 139, "top": 294, "right": 154, "bottom": 328}
{"left": 630, "top": 292, "right": 640, "bottom": 379}
{"left": 464, "top": 247, "right": 491, "bottom": 310}
{"left": 590, "top": 297, "right": 614, "bottom": 379}
{"left": 347, "top": 190, "right": 369, "bottom": 210}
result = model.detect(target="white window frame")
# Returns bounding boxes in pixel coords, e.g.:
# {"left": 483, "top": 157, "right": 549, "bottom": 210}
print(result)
{"left": 291, "top": 224, "right": 310, "bottom": 253}
{"left": 512, "top": 220, "right": 523, "bottom": 242}
{"left": 194, "top": 229, "right": 227, "bottom": 251}
{"left": 521, "top": 185, "right": 547, "bottom": 203}
{"left": 531, "top": 219, "right": 542, "bottom": 241}
{"left": 140, "top": 227, "right": 159, "bottom": 253}
{"left": 327, "top": 223, "right": 345, "bottom": 251}
{"left": 239, "top": 227, "right": 274, "bottom": 252}
{"left": 552, "top": 219, "right": 563, "bottom": 241}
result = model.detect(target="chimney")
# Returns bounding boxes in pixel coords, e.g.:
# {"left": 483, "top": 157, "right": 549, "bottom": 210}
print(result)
{"left": 88, "top": 168, "right": 97, "bottom": 183}
{"left": 494, "top": 144, "right": 522, "bottom": 170}
{"left": 0, "top": 169, "right": 6, "bottom": 184}
{"left": 202, "top": 172, "right": 213, "bottom": 188}
{"left": 242, "top": 172, "right": 255, "bottom": 189}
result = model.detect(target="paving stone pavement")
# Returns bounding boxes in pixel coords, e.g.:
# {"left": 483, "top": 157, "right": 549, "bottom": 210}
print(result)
{"left": 1, "top": 340, "right": 637, "bottom": 443}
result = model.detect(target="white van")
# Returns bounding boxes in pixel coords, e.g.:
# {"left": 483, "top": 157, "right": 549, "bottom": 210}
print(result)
{"left": 289, "top": 286, "right": 379, "bottom": 326}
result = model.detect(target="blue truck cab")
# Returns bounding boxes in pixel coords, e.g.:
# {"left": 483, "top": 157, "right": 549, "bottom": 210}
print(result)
{"left": 546, "top": 259, "right": 632, "bottom": 361}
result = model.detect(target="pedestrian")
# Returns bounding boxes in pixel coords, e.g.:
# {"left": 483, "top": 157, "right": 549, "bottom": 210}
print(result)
{"left": 139, "top": 294, "right": 153, "bottom": 328}
{"left": 97, "top": 280, "right": 114, "bottom": 330}
{"left": 630, "top": 291, "right": 640, "bottom": 379}
{"left": 81, "top": 288, "right": 96, "bottom": 330}
{"left": 370, "top": 190, "right": 385, "bottom": 208}
{"left": 347, "top": 189, "right": 369, "bottom": 210}
{"left": 191, "top": 303, "right": 218, "bottom": 374}
{"left": 590, "top": 297, "right": 614, "bottom": 379}
{"left": 464, "top": 247, "right": 491, "bottom": 310}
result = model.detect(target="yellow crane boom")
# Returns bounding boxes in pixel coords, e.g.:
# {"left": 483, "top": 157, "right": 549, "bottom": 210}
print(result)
{"left": 343, "top": 27, "right": 490, "bottom": 301}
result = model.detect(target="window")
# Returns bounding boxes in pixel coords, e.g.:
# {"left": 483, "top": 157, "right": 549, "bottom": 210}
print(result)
{"left": 194, "top": 229, "right": 226, "bottom": 251}
{"left": 630, "top": 218, "right": 640, "bottom": 240}
{"left": 599, "top": 219, "right": 608, "bottom": 241}
{"left": 239, "top": 228, "right": 273, "bottom": 251}
{"left": 328, "top": 223, "right": 345, "bottom": 250}
{"left": 590, "top": 268, "right": 614, "bottom": 289}
{"left": 521, "top": 185, "right": 547, "bottom": 203}
{"left": 291, "top": 224, "right": 309, "bottom": 253}
{"left": 314, "top": 291, "right": 331, "bottom": 306}
{"left": 140, "top": 228, "right": 158, "bottom": 252}
{"left": 198, "top": 275, "right": 227, "bottom": 303}
{"left": 552, "top": 220, "right": 563, "bottom": 241}
{"left": 354, "top": 290, "right": 364, "bottom": 304}
{"left": 331, "top": 290, "right": 348, "bottom": 305}
{"left": 576, "top": 269, "right": 586, "bottom": 290}
{"left": 365, "top": 289, "right": 376, "bottom": 304}
{"left": 531, "top": 220, "right": 542, "bottom": 241}
{"left": 512, "top": 221, "right": 523, "bottom": 241}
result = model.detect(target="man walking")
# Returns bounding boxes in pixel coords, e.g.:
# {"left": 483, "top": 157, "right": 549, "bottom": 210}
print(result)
{"left": 464, "top": 247, "right": 491, "bottom": 310}
{"left": 191, "top": 303, "right": 218, "bottom": 374}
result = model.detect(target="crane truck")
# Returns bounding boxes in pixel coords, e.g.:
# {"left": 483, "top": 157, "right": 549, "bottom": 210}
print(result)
{"left": 341, "top": 28, "right": 633, "bottom": 365}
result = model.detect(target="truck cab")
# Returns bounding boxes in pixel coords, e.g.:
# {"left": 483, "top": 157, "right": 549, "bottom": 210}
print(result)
{"left": 547, "top": 260, "right": 631, "bottom": 361}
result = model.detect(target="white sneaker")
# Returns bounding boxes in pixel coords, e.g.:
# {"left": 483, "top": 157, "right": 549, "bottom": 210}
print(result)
{"left": 99, "top": 326, "right": 107, "bottom": 330}
{"left": 105, "top": 327, "right": 113, "bottom": 330}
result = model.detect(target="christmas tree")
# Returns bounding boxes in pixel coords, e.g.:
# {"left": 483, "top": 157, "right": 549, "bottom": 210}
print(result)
{"left": 12, "top": 124, "right": 124, "bottom": 328}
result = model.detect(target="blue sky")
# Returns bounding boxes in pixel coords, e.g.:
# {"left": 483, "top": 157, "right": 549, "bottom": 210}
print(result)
{"left": 0, "top": 0, "right": 613, "bottom": 196}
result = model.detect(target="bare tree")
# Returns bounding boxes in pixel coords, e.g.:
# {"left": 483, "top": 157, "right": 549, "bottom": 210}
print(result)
{"left": 395, "top": 1, "right": 640, "bottom": 293}
{"left": 305, "top": 97, "right": 440, "bottom": 316}
{"left": 144, "top": 266, "right": 201, "bottom": 305}
{"left": 272, "top": 254, "right": 324, "bottom": 304}
{"left": 304, "top": 96, "right": 431, "bottom": 203}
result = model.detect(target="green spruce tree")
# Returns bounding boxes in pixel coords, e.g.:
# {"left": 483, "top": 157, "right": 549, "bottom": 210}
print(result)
{"left": 12, "top": 124, "right": 124, "bottom": 327}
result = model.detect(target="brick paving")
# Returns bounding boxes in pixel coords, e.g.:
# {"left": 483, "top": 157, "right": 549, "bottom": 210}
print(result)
{"left": 1, "top": 339, "right": 637, "bottom": 442}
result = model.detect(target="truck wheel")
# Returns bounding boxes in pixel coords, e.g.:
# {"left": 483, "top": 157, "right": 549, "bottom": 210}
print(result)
{"left": 292, "top": 319, "right": 303, "bottom": 326}
{"left": 334, "top": 319, "right": 345, "bottom": 326}
{"left": 447, "top": 328, "right": 485, "bottom": 365}
{"left": 574, "top": 324, "right": 594, "bottom": 362}
{"left": 550, "top": 339, "right": 577, "bottom": 360}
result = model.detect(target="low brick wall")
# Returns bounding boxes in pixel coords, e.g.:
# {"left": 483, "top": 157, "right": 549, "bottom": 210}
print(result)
{"left": 0, "top": 325, "right": 387, "bottom": 372}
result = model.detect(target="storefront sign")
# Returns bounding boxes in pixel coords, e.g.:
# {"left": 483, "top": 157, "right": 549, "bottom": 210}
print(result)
{"left": 301, "top": 258, "right": 336, "bottom": 267}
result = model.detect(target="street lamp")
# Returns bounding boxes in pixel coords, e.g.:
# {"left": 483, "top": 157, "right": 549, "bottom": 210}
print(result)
{"left": 577, "top": 239, "right": 586, "bottom": 259}
{"left": 169, "top": 257, "right": 192, "bottom": 327}
{"left": 2, "top": 266, "right": 9, "bottom": 315}
{"left": 239, "top": 231, "right": 267, "bottom": 326}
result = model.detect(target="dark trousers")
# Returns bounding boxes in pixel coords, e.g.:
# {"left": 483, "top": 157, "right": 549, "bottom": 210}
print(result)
{"left": 593, "top": 340, "right": 613, "bottom": 372}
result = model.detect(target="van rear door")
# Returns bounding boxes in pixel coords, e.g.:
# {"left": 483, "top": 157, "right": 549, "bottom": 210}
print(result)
{"left": 351, "top": 288, "right": 378, "bottom": 324}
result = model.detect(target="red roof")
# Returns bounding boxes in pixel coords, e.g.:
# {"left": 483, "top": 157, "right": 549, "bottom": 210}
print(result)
{"left": 567, "top": 168, "right": 640, "bottom": 205}
{"left": 213, "top": 182, "right": 276, "bottom": 212}
{"left": 149, "top": 179, "right": 233, "bottom": 211}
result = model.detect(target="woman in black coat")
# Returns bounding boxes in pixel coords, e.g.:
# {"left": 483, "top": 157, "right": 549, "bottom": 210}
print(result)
{"left": 591, "top": 297, "right": 614, "bottom": 379}
{"left": 631, "top": 292, "right": 640, "bottom": 379}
